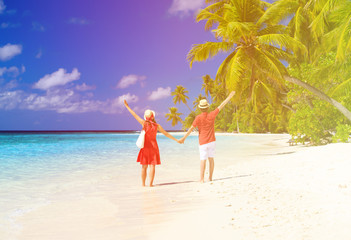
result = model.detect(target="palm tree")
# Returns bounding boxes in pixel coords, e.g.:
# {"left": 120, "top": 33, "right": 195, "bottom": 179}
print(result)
{"left": 171, "top": 85, "right": 192, "bottom": 112}
{"left": 320, "top": 0, "right": 351, "bottom": 62}
{"left": 193, "top": 93, "right": 206, "bottom": 109}
{"left": 187, "top": 0, "right": 351, "bottom": 122}
{"left": 165, "top": 107, "right": 183, "bottom": 127}
{"left": 183, "top": 111, "right": 198, "bottom": 130}
{"left": 211, "top": 84, "right": 227, "bottom": 103}
{"left": 201, "top": 75, "right": 215, "bottom": 99}
{"left": 188, "top": 0, "right": 303, "bottom": 106}
{"left": 257, "top": 0, "right": 320, "bottom": 63}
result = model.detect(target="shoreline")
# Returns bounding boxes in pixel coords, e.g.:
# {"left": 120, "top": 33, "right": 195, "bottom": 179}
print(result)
{"left": 5, "top": 134, "right": 351, "bottom": 239}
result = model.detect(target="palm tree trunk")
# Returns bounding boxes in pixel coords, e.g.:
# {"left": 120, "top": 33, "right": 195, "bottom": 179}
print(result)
{"left": 284, "top": 76, "right": 351, "bottom": 122}
{"left": 235, "top": 105, "right": 240, "bottom": 133}
{"left": 185, "top": 103, "right": 193, "bottom": 113}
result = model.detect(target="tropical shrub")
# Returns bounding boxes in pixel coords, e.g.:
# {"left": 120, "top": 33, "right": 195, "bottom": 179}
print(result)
{"left": 332, "top": 124, "right": 351, "bottom": 143}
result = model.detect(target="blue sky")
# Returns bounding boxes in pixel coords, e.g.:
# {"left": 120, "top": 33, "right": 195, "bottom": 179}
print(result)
{"left": 0, "top": 0, "right": 227, "bottom": 130}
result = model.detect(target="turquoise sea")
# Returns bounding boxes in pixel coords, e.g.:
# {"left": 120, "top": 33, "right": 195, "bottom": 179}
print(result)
{"left": 0, "top": 132, "right": 280, "bottom": 238}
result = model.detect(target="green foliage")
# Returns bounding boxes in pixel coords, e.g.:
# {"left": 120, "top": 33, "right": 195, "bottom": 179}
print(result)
{"left": 288, "top": 103, "right": 336, "bottom": 145}
{"left": 183, "top": 110, "right": 199, "bottom": 130}
{"left": 166, "top": 0, "right": 351, "bottom": 144}
{"left": 165, "top": 107, "right": 183, "bottom": 127}
{"left": 332, "top": 124, "right": 351, "bottom": 143}
{"left": 287, "top": 53, "right": 351, "bottom": 145}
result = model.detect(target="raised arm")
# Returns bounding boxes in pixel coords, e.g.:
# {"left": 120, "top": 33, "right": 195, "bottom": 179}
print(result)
{"left": 124, "top": 100, "right": 144, "bottom": 126}
{"left": 178, "top": 125, "right": 195, "bottom": 143}
{"left": 218, "top": 91, "right": 235, "bottom": 111}
{"left": 158, "top": 124, "right": 178, "bottom": 142}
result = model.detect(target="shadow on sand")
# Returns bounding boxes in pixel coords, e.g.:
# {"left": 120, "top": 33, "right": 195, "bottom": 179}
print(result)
{"left": 155, "top": 174, "right": 252, "bottom": 187}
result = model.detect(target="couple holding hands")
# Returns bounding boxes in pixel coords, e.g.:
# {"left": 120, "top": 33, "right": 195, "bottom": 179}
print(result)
{"left": 124, "top": 91, "right": 235, "bottom": 187}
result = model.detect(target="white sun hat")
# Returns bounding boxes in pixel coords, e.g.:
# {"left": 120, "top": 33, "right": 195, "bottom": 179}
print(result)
{"left": 144, "top": 109, "right": 156, "bottom": 120}
{"left": 198, "top": 99, "right": 210, "bottom": 109}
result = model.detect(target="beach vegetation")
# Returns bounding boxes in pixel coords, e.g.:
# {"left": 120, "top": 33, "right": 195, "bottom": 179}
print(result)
{"left": 332, "top": 124, "right": 351, "bottom": 143}
{"left": 165, "top": 107, "right": 183, "bottom": 127}
{"left": 171, "top": 85, "right": 193, "bottom": 113}
{"left": 287, "top": 52, "right": 351, "bottom": 144}
{"left": 166, "top": 0, "right": 351, "bottom": 145}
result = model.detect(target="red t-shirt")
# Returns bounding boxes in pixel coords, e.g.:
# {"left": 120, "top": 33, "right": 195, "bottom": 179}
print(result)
{"left": 192, "top": 108, "right": 219, "bottom": 145}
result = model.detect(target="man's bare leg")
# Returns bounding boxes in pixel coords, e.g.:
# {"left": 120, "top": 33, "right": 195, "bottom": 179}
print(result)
{"left": 149, "top": 165, "right": 155, "bottom": 187}
{"left": 141, "top": 165, "right": 148, "bottom": 187}
{"left": 200, "top": 160, "right": 206, "bottom": 183}
{"left": 208, "top": 157, "right": 214, "bottom": 181}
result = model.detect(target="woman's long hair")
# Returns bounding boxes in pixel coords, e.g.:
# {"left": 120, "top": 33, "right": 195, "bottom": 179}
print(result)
{"left": 143, "top": 113, "right": 158, "bottom": 131}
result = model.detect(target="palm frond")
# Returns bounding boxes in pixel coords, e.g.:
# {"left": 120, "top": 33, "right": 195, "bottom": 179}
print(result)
{"left": 331, "top": 77, "right": 351, "bottom": 97}
{"left": 215, "top": 50, "right": 237, "bottom": 84}
{"left": 336, "top": 17, "right": 351, "bottom": 62}
{"left": 222, "top": 3, "right": 240, "bottom": 22}
{"left": 257, "top": 0, "right": 298, "bottom": 26}
{"left": 262, "top": 45, "right": 295, "bottom": 63}
{"left": 225, "top": 48, "right": 249, "bottom": 91}
{"left": 258, "top": 33, "right": 307, "bottom": 56}
{"left": 293, "top": 7, "right": 304, "bottom": 40}
{"left": 203, "top": 1, "right": 226, "bottom": 13}
{"left": 250, "top": 47, "right": 286, "bottom": 86}
{"left": 196, "top": 10, "right": 228, "bottom": 26}
{"left": 310, "top": 0, "right": 344, "bottom": 37}
{"left": 187, "top": 41, "right": 234, "bottom": 68}
{"left": 321, "top": 26, "right": 340, "bottom": 53}
{"left": 214, "top": 21, "right": 254, "bottom": 41}
{"left": 257, "top": 24, "right": 286, "bottom": 36}
{"left": 259, "top": 81, "right": 276, "bottom": 101}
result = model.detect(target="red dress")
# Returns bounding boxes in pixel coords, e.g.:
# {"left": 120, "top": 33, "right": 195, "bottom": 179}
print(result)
{"left": 137, "top": 120, "right": 161, "bottom": 165}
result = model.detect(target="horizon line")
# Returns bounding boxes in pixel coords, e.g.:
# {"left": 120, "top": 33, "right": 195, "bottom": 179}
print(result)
{"left": 0, "top": 130, "right": 184, "bottom": 134}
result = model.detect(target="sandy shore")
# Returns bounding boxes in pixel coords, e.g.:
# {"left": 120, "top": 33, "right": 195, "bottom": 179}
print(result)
{"left": 14, "top": 134, "right": 351, "bottom": 240}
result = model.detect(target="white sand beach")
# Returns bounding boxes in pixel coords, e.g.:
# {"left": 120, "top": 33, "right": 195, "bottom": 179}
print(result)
{"left": 10, "top": 134, "right": 351, "bottom": 240}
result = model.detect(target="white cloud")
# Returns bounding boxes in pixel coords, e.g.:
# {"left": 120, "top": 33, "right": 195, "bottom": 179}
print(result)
{"left": 76, "top": 83, "right": 96, "bottom": 91}
{"left": 32, "top": 22, "right": 45, "bottom": 32}
{"left": 116, "top": 74, "right": 146, "bottom": 89}
{"left": 169, "top": 0, "right": 205, "bottom": 16}
{"left": 0, "top": 66, "right": 20, "bottom": 77}
{"left": 0, "top": 66, "right": 24, "bottom": 91}
{"left": 104, "top": 93, "right": 139, "bottom": 114}
{"left": 68, "top": 17, "right": 90, "bottom": 25}
{"left": 0, "top": 44, "right": 22, "bottom": 61}
{"left": 0, "top": 67, "right": 141, "bottom": 115}
{"left": 0, "top": 90, "right": 23, "bottom": 110}
{"left": 4, "top": 79, "right": 18, "bottom": 90}
{"left": 33, "top": 68, "right": 81, "bottom": 90}
{"left": 1, "top": 22, "right": 20, "bottom": 28}
{"left": 5, "top": 9, "right": 16, "bottom": 15}
{"left": 0, "top": 0, "right": 6, "bottom": 14}
{"left": 148, "top": 87, "right": 171, "bottom": 101}
{"left": 23, "top": 88, "right": 78, "bottom": 112}
{"left": 0, "top": 86, "right": 139, "bottom": 114}
{"left": 35, "top": 49, "right": 42, "bottom": 59}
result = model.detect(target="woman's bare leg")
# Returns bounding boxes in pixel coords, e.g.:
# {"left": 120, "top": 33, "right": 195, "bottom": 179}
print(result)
{"left": 208, "top": 157, "right": 214, "bottom": 181}
{"left": 149, "top": 165, "right": 155, "bottom": 187}
{"left": 141, "top": 165, "right": 148, "bottom": 187}
{"left": 200, "top": 160, "right": 206, "bottom": 183}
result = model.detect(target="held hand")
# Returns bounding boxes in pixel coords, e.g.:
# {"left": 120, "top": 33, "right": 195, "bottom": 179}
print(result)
{"left": 124, "top": 99, "right": 129, "bottom": 108}
{"left": 177, "top": 137, "right": 185, "bottom": 144}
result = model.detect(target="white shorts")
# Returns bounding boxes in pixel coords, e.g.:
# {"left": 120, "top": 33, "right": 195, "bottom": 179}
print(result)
{"left": 199, "top": 141, "right": 216, "bottom": 160}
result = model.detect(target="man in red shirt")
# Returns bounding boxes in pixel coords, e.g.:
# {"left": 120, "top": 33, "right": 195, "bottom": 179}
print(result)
{"left": 179, "top": 91, "right": 235, "bottom": 183}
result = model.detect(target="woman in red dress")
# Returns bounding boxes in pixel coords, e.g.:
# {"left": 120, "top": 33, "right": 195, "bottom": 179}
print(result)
{"left": 124, "top": 100, "right": 179, "bottom": 187}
